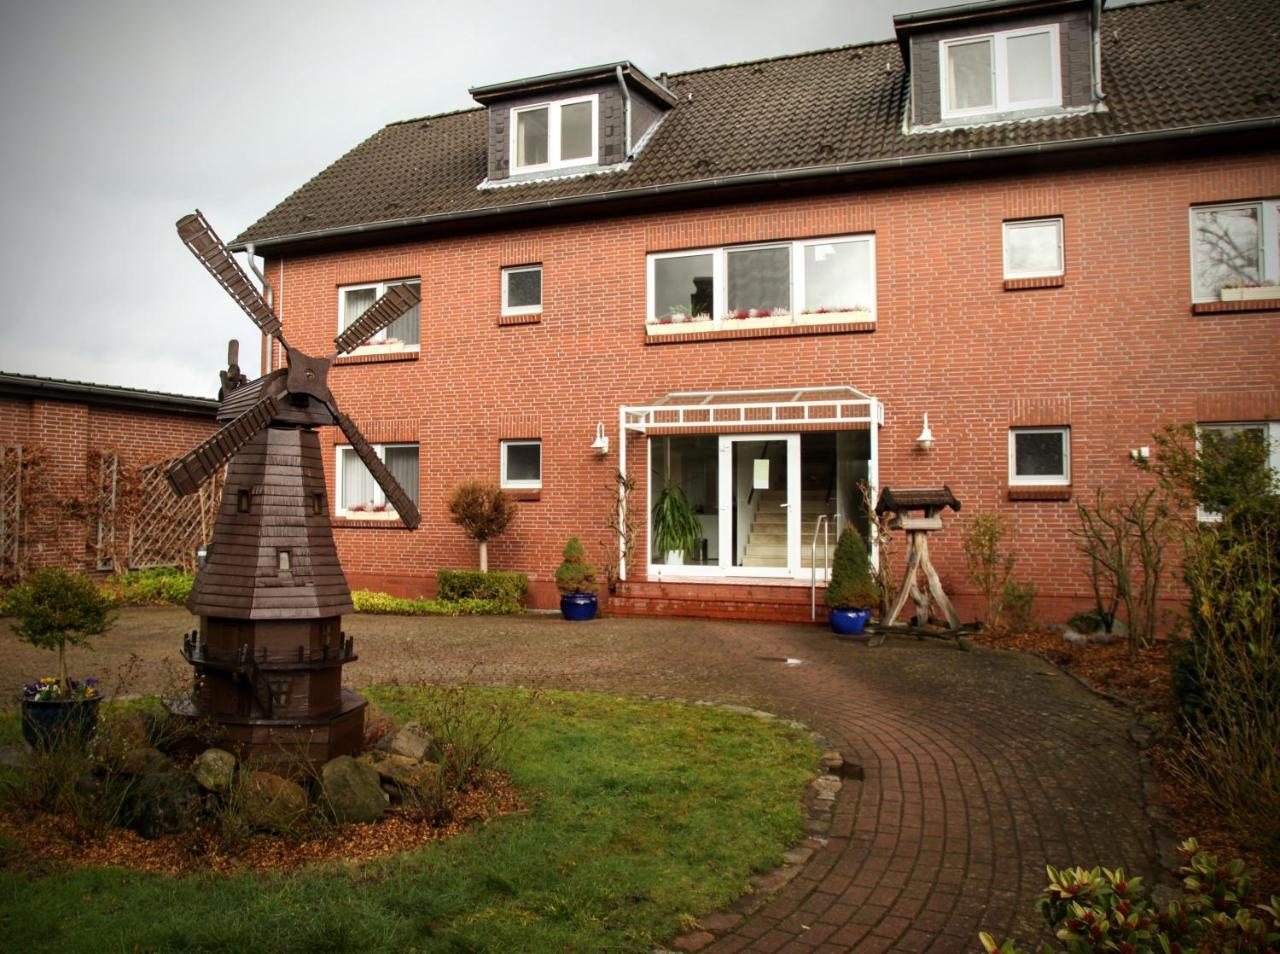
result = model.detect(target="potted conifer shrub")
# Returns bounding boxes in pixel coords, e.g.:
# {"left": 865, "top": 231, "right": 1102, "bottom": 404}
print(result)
{"left": 824, "top": 527, "right": 878, "bottom": 638}
{"left": 555, "top": 537, "right": 598, "bottom": 621}
{"left": 651, "top": 485, "right": 702, "bottom": 566}
{"left": 5, "top": 567, "right": 116, "bottom": 747}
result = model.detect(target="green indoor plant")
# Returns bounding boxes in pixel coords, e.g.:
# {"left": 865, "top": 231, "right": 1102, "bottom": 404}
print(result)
{"left": 651, "top": 485, "right": 702, "bottom": 565}
{"left": 555, "top": 537, "right": 598, "bottom": 620}
{"left": 824, "top": 527, "right": 879, "bottom": 637}
{"left": 5, "top": 567, "right": 116, "bottom": 747}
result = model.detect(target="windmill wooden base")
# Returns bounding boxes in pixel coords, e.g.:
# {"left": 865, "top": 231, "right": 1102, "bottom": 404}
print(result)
{"left": 876, "top": 487, "right": 962, "bottom": 629}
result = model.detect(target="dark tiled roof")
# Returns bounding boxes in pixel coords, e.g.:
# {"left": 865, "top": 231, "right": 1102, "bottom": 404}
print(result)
{"left": 0, "top": 370, "right": 218, "bottom": 415}
{"left": 235, "top": 0, "right": 1280, "bottom": 248}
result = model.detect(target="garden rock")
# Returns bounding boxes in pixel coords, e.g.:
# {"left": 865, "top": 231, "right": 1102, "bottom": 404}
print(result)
{"left": 320, "top": 755, "right": 388, "bottom": 823}
{"left": 119, "top": 746, "right": 172, "bottom": 776}
{"left": 127, "top": 770, "right": 204, "bottom": 839}
{"left": 361, "top": 752, "right": 440, "bottom": 802}
{"left": 242, "top": 770, "right": 308, "bottom": 831}
{"left": 114, "top": 711, "right": 159, "bottom": 751}
{"left": 1063, "top": 630, "right": 1089, "bottom": 646}
{"left": 191, "top": 748, "right": 236, "bottom": 793}
{"left": 380, "top": 721, "right": 437, "bottom": 762}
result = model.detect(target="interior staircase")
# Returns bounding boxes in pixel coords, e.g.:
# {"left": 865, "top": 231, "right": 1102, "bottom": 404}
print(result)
{"left": 740, "top": 487, "right": 837, "bottom": 569}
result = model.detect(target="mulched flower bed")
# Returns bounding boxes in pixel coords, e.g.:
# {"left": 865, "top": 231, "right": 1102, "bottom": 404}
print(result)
{"left": 974, "top": 627, "right": 1279, "bottom": 899}
{"left": 0, "top": 770, "right": 522, "bottom": 876}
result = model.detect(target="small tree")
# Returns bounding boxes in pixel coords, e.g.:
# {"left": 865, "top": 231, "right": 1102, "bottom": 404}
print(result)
{"left": 447, "top": 480, "right": 515, "bottom": 572}
{"left": 962, "top": 513, "right": 1015, "bottom": 631}
{"left": 824, "top": 527, "right": 879, "bottom": 610}
{"left": 4, "top": 568, "right": 116, "bottom": 694}
{"left": 554, "top": 537, "right": 597, "bottom": 595}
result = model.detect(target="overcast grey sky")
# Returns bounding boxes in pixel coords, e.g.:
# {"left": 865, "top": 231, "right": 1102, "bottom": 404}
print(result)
{"left": 0, "top": 0, "right": 996, "bottom": 397}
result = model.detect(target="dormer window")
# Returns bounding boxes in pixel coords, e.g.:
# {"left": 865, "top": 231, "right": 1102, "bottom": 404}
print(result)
{"left": 512, "top": 95, "right": 598, "bottom": 173}
{"left": 941, "top": 24, "right": 1060, "bottom": 120}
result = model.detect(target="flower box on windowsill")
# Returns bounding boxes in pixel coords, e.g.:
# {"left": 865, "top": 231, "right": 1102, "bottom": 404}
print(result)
{"left": 350, "top": 340, "right": 409, "bottom": 356}
{"left": 340, "top": 509, "right": 400, "bottom": 521}
{"left": 646, "top": 317, "right": 716, "bottom": 336}
{"left": 795, "top": 309, "right": 873, "bottom": 326}
{"left": 721, "top": 312, "right": 795, "bottom": 330}
{"left": 1220, "top": 286, "right": 1280, "bottom": 302}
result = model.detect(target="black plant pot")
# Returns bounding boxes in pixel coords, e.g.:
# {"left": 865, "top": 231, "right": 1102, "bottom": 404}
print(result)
{"left": 20, "top": 696, "right": 102, "bottom": 749}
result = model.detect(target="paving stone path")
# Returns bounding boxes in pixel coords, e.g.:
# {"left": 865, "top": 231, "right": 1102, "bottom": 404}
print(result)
{"left": 0, "top": 607, "right": 1161, "bottom": 952}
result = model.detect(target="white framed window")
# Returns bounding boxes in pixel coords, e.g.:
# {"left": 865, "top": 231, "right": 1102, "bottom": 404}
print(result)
{"left": 1196, "top": 422, "right": 1280, "bottom": 522}
{"left": 1009, "top": 426, "right": 1070, "bottom": 485}
{"left": 510, "top": 95, "right": 598, "bottom": 173}
{"left": 335, "top": 443, "right": 419, "bottom": 518}
{"left": 940, "top": 24, "right": 1061, "bottom": 120}
{"left": 501, "top": 265, "right": 543, "bottom": 315}
{"left": 337, "top": 279, "right": 420, "bottom": 353}
{"left": 1004, "top": 217, "right": 1064, "bottom": 279}
{"left": 500, "top": 440, "right": 542, "bottom": 490}
{"left": 1189, "top": 199, "right": 1280, "bottom": 302}
{"left": 647, "top": 234, "right": 875, "bottom": 326}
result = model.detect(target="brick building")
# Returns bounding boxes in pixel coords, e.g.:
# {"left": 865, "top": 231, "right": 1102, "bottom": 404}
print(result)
{"left": 224, "top": 0, "right": 1279, "bottom": 620}
{"left": 0, "top": 372, "right": 219, "bottom": 578}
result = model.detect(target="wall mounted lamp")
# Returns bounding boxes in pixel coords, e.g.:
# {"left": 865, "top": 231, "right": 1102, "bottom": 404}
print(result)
{"left": 591, "top": 422, "right": 610, "bottom": 456}
{"left": 916, "top": 413, "right": 935, "bottom": 452}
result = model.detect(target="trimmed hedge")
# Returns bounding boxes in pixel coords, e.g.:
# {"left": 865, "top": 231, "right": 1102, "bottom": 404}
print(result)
{"left": 351, "top": 591, "right": 512, "bottom": 617}
{"left": 101, "top": 568, "right": 194, "bottom": 607}
{"left": 436, "top": 570, "right": 528, "bottom": 611}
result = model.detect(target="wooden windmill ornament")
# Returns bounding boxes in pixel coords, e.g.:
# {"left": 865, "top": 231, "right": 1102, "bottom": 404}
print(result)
{"left": 166, "top": 210, "right": 421, "bottom": 769}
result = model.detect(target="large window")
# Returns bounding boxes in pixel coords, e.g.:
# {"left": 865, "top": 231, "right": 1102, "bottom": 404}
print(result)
{"left": 1004, "top": 218, "right": 1064, "bottom": 279}
{"left": 336, "top": 443, "right": 419, "bottom": 518}
{"left": 511, "top": 96, "right": 597, "bottom": 173}
{"left": 647, "top": 234, "right": 875, "bottom": 328}
{"left": 941, "top": 24, "right": 1060, "bottom": 120}
{"left": 501, "top": 265, "right": 543, "bottom": 315}
{"left": 338, "top": 279, "right": 420, "bottom": 352}
{"left": 1009, "top": 427, "right": 1070, "bottom": 485}
{"left": 500, "top": 440, "right": 542, "bottom": 489}
{"left": 1190, "top": 199, "right": 1280, "bottom": 302}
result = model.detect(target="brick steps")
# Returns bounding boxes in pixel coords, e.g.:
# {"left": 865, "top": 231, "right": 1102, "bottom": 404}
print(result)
{"left": 608, "top": 580, "right": 826, "bottom": 624}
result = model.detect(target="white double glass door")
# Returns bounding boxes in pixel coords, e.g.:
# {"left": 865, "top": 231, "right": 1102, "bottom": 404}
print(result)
{"left": 718, "top": 434, "right": 800, "bottom": 577}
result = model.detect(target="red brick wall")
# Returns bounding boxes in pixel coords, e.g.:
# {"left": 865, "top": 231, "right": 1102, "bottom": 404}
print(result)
{"left": 263, "top": 150, "right": 1280, "bottom": 620}
{"left": 0, "top": 397, "right": 217, "bottom": 572}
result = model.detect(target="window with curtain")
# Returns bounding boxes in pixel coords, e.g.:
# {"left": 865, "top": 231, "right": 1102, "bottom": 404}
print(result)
{"left": 338, "top": 279, "right": 420, "bottom": 351}
{"left": 337, "top": 443, "right": 419, "bottom": 516}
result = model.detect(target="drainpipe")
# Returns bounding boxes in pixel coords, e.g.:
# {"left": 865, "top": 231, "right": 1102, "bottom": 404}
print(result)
{"left": 616, "top": 64, "right": 632, "bottom": 158}
{"left": 1091, "top": 0, "right": 1106, "bottom": 105}
{"left": 244, "top": 242, "right": 274, "bottom": 371}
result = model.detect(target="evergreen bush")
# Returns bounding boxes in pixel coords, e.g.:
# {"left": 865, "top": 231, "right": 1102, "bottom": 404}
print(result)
{"left": 554, "top": 538, "right": 597, "bottom": 595}
{"left": 824, "top": 527, "right": 878, "bottom": 610}
{"left": 435, "top": 570, "right": 528, "bottom": 610}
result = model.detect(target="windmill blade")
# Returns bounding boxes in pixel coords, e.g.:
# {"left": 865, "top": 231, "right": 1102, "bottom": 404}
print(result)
{"left": 166, "top": 394, "right": 279, "bottom": 496}
{"left": 333, "top": 283, "right": 420, "bottom": 355}
{"left": 332, "top": 410, "right": 421, "bottom": 529}
{"left": 177, "top": 210, "right": 283, "bottom": 340}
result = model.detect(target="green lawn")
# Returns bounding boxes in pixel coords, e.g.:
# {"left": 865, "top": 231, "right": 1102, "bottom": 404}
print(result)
{"left": 0, "top": 688, "right": 817, "bottom": 953}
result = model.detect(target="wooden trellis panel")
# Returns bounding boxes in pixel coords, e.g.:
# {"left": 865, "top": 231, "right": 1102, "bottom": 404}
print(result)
{"left": 0, "top": 445, "right": 22, "bottom": 578}
{"left": 128, "top": 460, "right": 221, "bottom": 571}
{"left": 95, "top": 452, "right": 119, "bottom": 571}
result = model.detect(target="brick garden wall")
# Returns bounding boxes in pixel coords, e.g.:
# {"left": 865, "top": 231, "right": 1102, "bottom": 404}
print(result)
{"left": 0, "top": 396, "right": 217, "bottom": 573}
{"left": 262, "top": 149, "right": 1280, "bottom": 620}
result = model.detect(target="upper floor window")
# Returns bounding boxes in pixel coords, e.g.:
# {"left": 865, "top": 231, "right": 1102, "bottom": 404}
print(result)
{"left": 512, "top": 96, "right": 597, "bottom": 173}
{"left": 1004, "top": 217, "right": 1063, "bottom": 279}
{"left": 1009, "top": 426, "right": 1070, "bottom": 486}
{"left": 336, "top": 442, "right": 419, "bottom": 519}
{"left": 502, "top": 265, "right": 543, "bottom": 315}
{"left": 646, "top": 234, "right": 875, "bottom": 335}
{"left": 338, "top": 279, "right": 420, "bottom": 353}
{"left": 1190, "top": 199, "right": 1280, "bottom": 302}
{"left": 941, "top": 24, "right": 1060, "bottom": 120}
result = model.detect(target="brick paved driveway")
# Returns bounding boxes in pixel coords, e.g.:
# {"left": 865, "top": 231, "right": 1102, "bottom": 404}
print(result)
{"left": 1, "top": 608, "right": 1160, "bottom": 952}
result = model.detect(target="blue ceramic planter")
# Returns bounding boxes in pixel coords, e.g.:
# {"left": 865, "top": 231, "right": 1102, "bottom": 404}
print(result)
{"left": 20, "top": 696, "right": 101, "bottom": 749}
{"left": 560, "top": 592, "right": 598, "bottom": 621}
{"left": 829, "top": 607, "right": 871, "bottom": 637}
